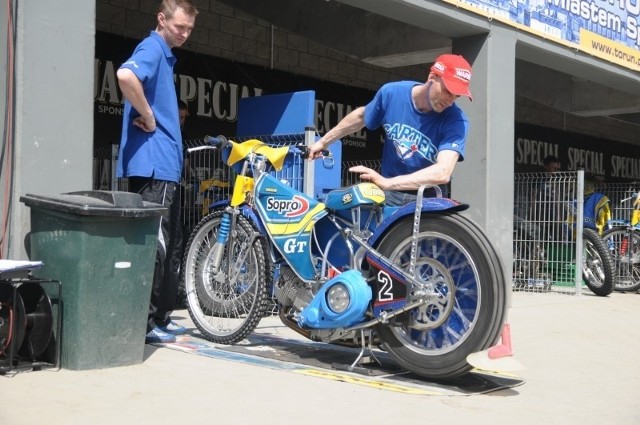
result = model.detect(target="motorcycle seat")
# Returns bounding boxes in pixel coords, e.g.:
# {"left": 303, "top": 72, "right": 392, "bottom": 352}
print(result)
{"left": 324, "top": 183, "right": 385, "bottom": 211}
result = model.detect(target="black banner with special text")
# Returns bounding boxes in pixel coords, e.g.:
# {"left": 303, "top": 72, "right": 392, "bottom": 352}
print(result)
{"left": 515, "top": 122, "right": 639, "bottom": 182}
{"left": 94, "top": 31, "right": 381, "bottom": 163}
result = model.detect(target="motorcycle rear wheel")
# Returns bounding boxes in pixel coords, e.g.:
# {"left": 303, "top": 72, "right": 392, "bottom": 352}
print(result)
{"left": 581, "top": 228, "right": 614, "bottom": 296}
{"left": 183, "top": 210, "right": 270, "bottom": 344}
{"left": 374, "top": 213, "right": 507, "bottom": 380}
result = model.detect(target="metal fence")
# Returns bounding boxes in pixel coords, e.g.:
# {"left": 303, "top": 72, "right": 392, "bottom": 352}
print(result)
{"left": 94, "top": 141, "right": 230, "bottom": 231}
{"left": 514, "top": 173, "right": 640, "bottom": 295}
{"left": 513, "top": 172, "right": 583, "bottom": 295}
{"left": 180, "top": 138, "right": 232, "bottom": 231}
{"left": 94, "top": 148, "right": 639, "bottom": 295}
{"left": 595, "top": 182, "right": 639, "bottom": 225}
{"left": 94, "top": 136, "right": 306, "bottom": 234}
{"left": 341, "top": 160, "right": 381, "bottom": 186}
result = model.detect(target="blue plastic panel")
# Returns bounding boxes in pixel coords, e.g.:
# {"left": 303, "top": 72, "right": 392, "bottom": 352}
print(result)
{"left": 314, "top": 138, "right": 342, "bottom": 201}
{"left": 237, "top": 91, "right": 316, "bottom": 137}
{"left": 236, "top": 90, "right": 342, "bottom": 200}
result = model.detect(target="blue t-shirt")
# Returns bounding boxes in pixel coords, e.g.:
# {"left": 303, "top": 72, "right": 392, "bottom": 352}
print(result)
{"left": 117, "top": 31, "right": 182, "bottom": 183}
{"left": 364, "top": 81, "right": 469, "bottom": 178}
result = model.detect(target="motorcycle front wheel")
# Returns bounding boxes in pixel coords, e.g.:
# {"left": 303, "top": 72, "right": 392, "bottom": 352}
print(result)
{"left": 374, "top": 213, "right": 507, "bottom": 380}
{"left": 182, "top": 210, "right": 270, "bottom": 344}
{"left": 581, "top": 228, "right": 614, "bottom": 296}
{"left": 602, "top": 227, "right": 640, "bottom": 292}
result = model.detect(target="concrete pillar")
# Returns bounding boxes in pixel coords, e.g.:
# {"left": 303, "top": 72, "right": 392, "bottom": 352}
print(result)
{"left": 451, "top": 28, "right": 517, "bottom": 285}
{"left": 1, "top": 0, "right": 95, "bottom": 259}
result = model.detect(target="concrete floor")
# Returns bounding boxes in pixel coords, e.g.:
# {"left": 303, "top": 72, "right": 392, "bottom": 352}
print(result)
{"left": 1, "top": 290, "right": 639, "bottom": 425}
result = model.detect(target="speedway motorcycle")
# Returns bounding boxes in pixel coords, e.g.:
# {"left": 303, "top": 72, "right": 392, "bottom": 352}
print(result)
{"left": 182, "top": 135, "right": 507, "bottom": 380}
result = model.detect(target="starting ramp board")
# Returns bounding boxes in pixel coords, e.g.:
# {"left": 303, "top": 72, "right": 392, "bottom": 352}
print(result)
{"left": 155, "top": 332, "right": 524, "bottom": 396}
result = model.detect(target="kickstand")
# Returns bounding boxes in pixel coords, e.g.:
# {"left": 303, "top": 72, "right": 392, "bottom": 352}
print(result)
{"left": 332, "top": 329, "right": 382, "bottom": 376}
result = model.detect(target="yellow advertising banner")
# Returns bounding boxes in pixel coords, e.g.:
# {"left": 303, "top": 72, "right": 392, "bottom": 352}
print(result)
{"left": 441, "top": 0, "right": 640, "bottom": 73}
{"left": 579, "top": 29, "right": 640, "bottom": 71}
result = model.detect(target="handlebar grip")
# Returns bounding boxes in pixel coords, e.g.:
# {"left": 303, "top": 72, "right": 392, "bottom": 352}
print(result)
{"left": 203, "top": 135, "right": 228, "bottom": 147}
{"left": 299, "top": 146, "right": 331, "bottom": 159}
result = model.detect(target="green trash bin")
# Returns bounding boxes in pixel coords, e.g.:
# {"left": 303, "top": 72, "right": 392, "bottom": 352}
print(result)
{"left": 20, "top": 190, "right": 165, "bottom": 370}
{"left": 546, "top": 242, "right": 576, "bottom": 286}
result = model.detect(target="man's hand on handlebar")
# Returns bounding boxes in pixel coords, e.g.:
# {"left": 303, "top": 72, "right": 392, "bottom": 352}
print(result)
{"left": 308, "top": 141, "right": 329, "bottom": 161}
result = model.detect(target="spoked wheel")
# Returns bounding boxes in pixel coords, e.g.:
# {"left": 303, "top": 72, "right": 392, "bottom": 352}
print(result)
{"left": 374, "top": 213, "right": 507, "bottom": 380}
{"left": 602, "top": 227, "right": 640, "bottom": 292}
{"left": 581, "top": 228, "right": 614, "bottom": 296}
{"left": 182, "top": 210, "right": 270, "bottom": 344}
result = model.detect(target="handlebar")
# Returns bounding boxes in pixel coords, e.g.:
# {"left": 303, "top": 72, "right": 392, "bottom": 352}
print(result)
{"left": 186, "top": 145, "right": 212, "bottom": 153}
{"left": 186, "top": 135, "right": 229, "bottom": 154}
{"left": 620, "top": 192, "right": 639, "bottom": 204}
{"left": 189, "top": 135, "right": 332, "bottom": 160}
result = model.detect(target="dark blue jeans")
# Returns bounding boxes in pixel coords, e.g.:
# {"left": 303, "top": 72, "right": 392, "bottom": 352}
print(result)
{"left": 128, "top": 177, "right": 183, "bottom": 332}
{"left": 384, "top": 186, "right": 447, "bottom": 206}
{"left": 383, "top": 190, "right": 417, "bottom": 207}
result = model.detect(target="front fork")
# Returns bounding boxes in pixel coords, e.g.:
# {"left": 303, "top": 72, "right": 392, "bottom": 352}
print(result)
{"left": 206, "top": 209, "right": 235, "bottom": 281}
{"left": 208, "top": 158, "right": 253, "bottom": 281}
{"left": 209, "top": 207, "right": 260, "bottom": 284}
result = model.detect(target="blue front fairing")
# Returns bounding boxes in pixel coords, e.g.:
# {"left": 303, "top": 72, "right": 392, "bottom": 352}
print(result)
{"left": 253, "top": 173, "right": 327, "bottom": 281}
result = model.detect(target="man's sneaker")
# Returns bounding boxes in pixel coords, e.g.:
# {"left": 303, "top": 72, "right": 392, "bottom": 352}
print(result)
{"left": 156, "top": 320, "right": 187, "bottom": 336}
{"left": 145, "top": 327, "right": 177, "bottom": 344}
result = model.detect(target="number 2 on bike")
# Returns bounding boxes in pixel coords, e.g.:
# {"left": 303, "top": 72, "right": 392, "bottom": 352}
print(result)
{"left": 182, "top": 135, "right": 508, "bottom": 380}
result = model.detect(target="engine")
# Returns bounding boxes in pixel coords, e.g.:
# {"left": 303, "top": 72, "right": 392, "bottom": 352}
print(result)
{"left": 276, "top": 264, "right": 372, "bottom": 327}
{"left": 274, "top": 266, "right": 315, "bottom": 312}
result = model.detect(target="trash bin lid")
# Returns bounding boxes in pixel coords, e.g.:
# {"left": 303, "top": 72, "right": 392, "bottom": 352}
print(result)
{"left": 20, "top": 191, "right": 166, "bottom": 217}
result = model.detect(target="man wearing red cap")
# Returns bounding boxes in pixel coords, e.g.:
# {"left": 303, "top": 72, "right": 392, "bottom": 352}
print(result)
{"left": 309, "top": 54, "right": 472, "bottom": 205}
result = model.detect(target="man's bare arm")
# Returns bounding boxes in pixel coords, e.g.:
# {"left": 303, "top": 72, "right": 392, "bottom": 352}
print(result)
{"left": 309, "top": 106, "right": 366, "bottom": 158}
{"left": 350, "top": 150, "right": 460, "bottom": 191}
{"left": 117, "top": 68, "right": 156, "bottom": 132}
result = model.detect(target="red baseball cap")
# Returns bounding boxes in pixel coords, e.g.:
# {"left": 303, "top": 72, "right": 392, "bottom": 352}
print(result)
{"left": 430, "top": 54, "right": 473, "bottom": 100}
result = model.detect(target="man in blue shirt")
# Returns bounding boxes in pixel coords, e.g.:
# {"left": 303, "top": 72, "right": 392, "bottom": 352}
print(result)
{"left": 309, "top": 54, "right": 472, "bottom": 205}
{"left": 117, "top": 0, "right": 198, "bottom": 344}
